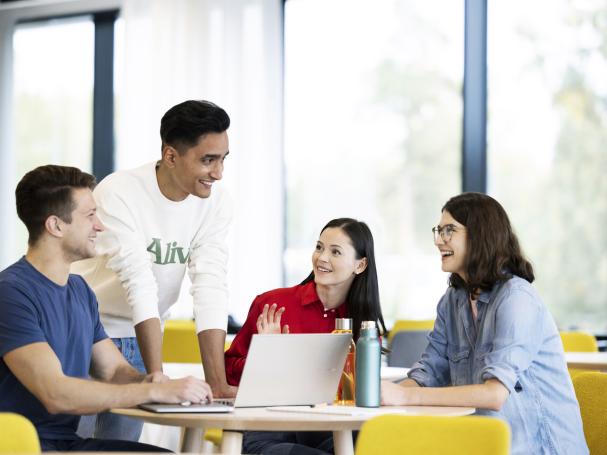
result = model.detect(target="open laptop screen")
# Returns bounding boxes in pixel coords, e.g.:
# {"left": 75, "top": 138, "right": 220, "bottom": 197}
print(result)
{"left": 234, "top": 333, "right": 351, "bottom": 407}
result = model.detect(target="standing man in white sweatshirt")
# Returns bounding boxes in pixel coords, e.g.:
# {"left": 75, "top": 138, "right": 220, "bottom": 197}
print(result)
{"left": 74, "top": 100, "right": 234, "bottom": 441}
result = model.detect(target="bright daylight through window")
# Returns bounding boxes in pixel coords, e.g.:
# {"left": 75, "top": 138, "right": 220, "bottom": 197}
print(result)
{"left": 284, "top": 0, "right": 463, "bottom": 324}
{"left": 488, "top": 0, "right": 607, "bottom": 332}
{"left": 12, "top": 16, "right": 94, "bottom": 261}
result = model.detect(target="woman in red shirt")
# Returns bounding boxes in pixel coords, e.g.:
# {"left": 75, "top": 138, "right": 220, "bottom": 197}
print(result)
{"left": 225, "top": 217, "right": 386, "bottom": 454}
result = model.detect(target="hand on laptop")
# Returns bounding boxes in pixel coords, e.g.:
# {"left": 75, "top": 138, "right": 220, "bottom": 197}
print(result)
{"left": 257, "top": 303, "right": 290, "bottom": 334}
{"left": 150, "top": 376, "right": 213, "bottom": 404}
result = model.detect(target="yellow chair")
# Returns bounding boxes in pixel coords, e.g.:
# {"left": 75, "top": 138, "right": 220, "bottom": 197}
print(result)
{"left": 560, "top": 331, "right": 599, "bottom": 380}
{"left": 162, "top": 319, "right": 232, "bottom": 363}
{"left": 573, "top": 372, "right": 607, "bottom": 455}
{"left": 162, "top": 319, "right": 201, "bottom": 363}
{"left": 560, "top": 331, "right": 598, "bottom": 352}
{"left": 355, "top": 414, "right": 510, "bottom": 455}
{"left": 388, "top": 319, "right": 434, "bottom": 342}
{"left": 0, "top": 413, "right": 40, "bottom": 454}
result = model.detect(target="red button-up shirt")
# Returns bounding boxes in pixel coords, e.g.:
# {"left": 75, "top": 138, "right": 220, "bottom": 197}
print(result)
{"left": 224, "top": 280, "right": 348, "bottom": 386}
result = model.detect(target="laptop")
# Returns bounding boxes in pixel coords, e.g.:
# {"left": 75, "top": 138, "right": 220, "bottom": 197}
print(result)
{"left": 139, "top": 333, "right": 352, "bottom": 413}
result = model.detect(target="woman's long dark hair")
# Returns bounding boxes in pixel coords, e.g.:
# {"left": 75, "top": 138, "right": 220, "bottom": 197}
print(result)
{"left": 301, "top": 218, "right": 386, "bottom": 341}
{"left": 443, "top": 193, "right": 535, "bottom": 295}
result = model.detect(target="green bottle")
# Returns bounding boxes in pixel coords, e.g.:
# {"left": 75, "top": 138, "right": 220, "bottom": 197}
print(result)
{"left": 355, "top": 320, "right": 380, "bottom": 407}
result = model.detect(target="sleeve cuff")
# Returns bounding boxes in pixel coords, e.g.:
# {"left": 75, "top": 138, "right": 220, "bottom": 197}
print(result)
{"left": 93, "top": 330, "right": 109, "bottom": 344}
{"left": 194, "top": 306, "right": 228, "bottom": 333}
{"left": 407, "top": 365, "right": 438, "bottom": 387}
{"left": 481, "top": 364, "right": 518, "bottom": 393}
{"left": 131, "top": 301, "right": 161, "bottom": 327}
{"left": 0, "top": 336, "right": 47, "bottom": 358}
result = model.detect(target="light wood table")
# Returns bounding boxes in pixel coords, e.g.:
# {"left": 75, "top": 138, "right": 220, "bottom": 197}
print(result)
{"left": 565, "top": 352, "right": 607, "bottom": 371}
{"left": 139, "top": 364, "right": 410, "bottom": 449}
{"left": 113, "top": 405, "right": 474, "bottom": 455}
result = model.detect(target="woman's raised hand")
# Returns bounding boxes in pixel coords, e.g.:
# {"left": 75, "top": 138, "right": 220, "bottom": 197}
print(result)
{"left": 256, "top": 303, "right": 289, "bottom": 334}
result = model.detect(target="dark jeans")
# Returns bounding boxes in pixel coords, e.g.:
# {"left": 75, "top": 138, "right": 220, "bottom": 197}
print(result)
{"left": 40, "top": 437, "right": 172, "bottom": 452}
{"left": 243, "top": 431, "right": 335, "bottom": 455}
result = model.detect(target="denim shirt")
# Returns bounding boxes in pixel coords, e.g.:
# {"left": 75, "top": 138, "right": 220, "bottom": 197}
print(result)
{"left": 408, "top": 276, "right": 588, "bottom": 455}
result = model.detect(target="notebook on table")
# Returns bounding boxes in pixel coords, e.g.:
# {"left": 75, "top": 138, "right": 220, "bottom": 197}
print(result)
{"left": 139, "top": 332, "right": 352, "bottom": 413}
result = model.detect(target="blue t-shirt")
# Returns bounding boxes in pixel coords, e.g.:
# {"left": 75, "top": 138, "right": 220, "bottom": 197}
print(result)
{"left": 0, "top": 257, "right": 107, "bottom": 440}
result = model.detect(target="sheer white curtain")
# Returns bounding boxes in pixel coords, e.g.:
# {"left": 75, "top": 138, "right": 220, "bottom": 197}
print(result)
{"left": 0, "top": 0, "right": 284, "bottom": 320}
{"left": 116, "top": 0, "right": 284, "bottom": 323}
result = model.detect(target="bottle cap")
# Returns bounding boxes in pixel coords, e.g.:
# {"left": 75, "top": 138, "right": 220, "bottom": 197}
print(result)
{"left": 360, "top": 320, "right": 376, "bottom": 330}
{"left": 335, "top": 318, "right": 352, "bottom": 331}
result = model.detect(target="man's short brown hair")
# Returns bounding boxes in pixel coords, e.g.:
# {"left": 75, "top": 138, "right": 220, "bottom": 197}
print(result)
{"left": 16, "top": 165, "right": 96, "bottom": 245}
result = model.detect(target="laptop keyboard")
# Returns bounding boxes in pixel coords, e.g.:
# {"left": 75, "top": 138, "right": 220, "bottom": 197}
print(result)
{"left": 213, "top": 398, "right": 235, "bottom": 406}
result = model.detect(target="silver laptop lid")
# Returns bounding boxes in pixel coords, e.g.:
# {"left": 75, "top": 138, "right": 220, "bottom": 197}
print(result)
{"left": 234, "top": 333, "right": 351, "bottom": 408}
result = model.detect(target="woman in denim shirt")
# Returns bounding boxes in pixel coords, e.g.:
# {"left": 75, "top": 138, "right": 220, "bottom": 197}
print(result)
{"left": 382, "top": 193, "right": 588, "bottom": 455}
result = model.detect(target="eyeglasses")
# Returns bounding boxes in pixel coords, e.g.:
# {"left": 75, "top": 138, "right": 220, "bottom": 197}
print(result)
{"left": 432, "top": 224, "right": 464, "bottom": 243}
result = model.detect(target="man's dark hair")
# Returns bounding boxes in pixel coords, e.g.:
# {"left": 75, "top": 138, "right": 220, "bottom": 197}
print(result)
{"left": 16, "top": 165, "right": 97, "bottom": 245}
{"left": 443, "top": 192, "right": 535, "bottom": 294}
{"left": 160, "top": 100, "right": 230, "bottom": 154}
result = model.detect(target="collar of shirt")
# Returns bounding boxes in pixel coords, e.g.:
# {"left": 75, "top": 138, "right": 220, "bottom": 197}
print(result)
{"left": 454, "top": 280, "right": 503, "bottom": 308}
{"left": 478, "top": 280, "right": 506, "bottom": 306}
{"left": 299, "top": 280, "right": 348, "bottom": 317}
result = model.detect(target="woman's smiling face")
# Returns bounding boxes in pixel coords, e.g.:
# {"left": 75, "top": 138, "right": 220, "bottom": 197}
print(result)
{"left": 312, "top": 227, "right": 367, "bottom": 288}
{"left": 435, "top": 210, "right": 468, "bottom": 281}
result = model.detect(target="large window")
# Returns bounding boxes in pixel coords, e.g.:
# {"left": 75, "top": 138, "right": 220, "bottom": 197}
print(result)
{"left": 12, "top": 16, "right": 94, "bottom": 259}
{"left": 488, "top": 0, "right": 607, "bottom": 331}
{"left": 13, "top": 16, "right": 94, "bottom": 174}
{"left": 284, "top": 0, "right": 463, "bottom": 322}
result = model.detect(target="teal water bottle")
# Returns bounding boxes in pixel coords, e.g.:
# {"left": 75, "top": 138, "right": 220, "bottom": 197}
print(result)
{"left": 355, "top": 320, "right": 381, "bottom": 407}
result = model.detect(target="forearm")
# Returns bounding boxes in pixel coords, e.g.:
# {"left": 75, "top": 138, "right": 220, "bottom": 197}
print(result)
{"left": 107, "top": 362, "right": 147, "bottom": 384}
{"left": 134, "top": 317, "right": 163, "bottom": 373}
{"left": 198, "top": 329, "right": 228, "bottom": 390}
{"left": 43, "top": 376, "right": 154, "bottom": 415}
{"left": 92, "top": 356, "right": 146, "bottom": 385}
{"left": 5, "top": 342, "right": 207, "bottom": 416}
{"left": 390, "top": 379, "right": 508, "bottom": 411}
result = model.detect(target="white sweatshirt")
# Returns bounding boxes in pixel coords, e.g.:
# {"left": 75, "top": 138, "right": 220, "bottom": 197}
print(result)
{"left": 72, "top": 161, "right": 232, "bottom": 338}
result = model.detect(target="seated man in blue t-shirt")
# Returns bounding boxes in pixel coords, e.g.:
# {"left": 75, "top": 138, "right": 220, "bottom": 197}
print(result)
{"left": 0, "top": 165, "right": 213, "bottom": 452}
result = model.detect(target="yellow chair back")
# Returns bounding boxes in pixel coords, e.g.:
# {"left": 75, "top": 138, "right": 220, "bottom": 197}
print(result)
{"left": 573, "top": 372, "right": 607, "bottom": 455}
{"left": 560, "top": 332, "right": 598, "bottom": 352}
{"left": 560, "top": 332, "right": 599, "bottom": 379}
{"left": 162, "top": 319, "right": 232, "bottom": 363}
{"left": 0, "top": 413, "right": 40, "bottom": 454}
{"left": 355, "top": 415, "right": 510, "bottom": 455}
{"left": 388, "top": 319, "right": 434, "bottom": 342}
{"left": 162, "top": 319, "right": 201, "bottom": 363}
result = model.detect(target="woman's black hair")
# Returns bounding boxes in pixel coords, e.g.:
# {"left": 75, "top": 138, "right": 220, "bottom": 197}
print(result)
{"left": 301, "top": 218, "right": 386, "bottom": 341}
{"left": 442, "top": 192, "right": 535, "bottom": 295}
